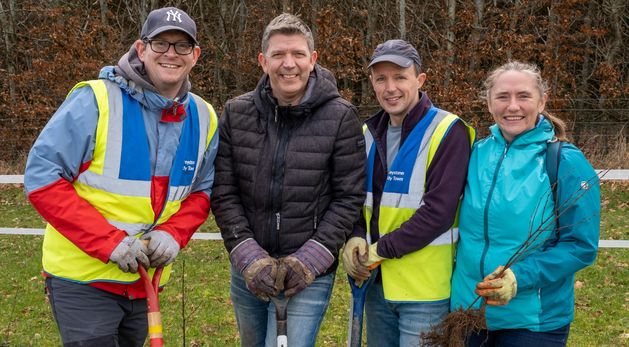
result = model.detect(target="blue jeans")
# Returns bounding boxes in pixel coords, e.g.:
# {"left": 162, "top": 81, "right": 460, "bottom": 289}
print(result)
{"left": 230, "top": 265, "right": 335, "bottom": 347}
{"left": 365, "top": 281, "right": 449, "bottom": 347}
{"left": 466, "top": 324, "right": 571, "bottom": 347}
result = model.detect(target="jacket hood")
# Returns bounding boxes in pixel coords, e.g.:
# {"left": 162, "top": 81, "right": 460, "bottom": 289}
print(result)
{"left": 98, "top": 65, "right": 190, "bottom": 114}
{"left": 114, "top": 44, "right": 191, "bottom": 100}
{"left": 253, "top": 64, "right": 341, "bottom": 118}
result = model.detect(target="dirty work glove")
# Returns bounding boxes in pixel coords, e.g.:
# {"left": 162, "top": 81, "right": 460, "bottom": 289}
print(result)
{"left": 230, "top": 238, "right": 283, "bottom": 301}
{"left": 364, "top": 242, "right": 386, "bottom": 270}
{"left": 475, "top": 266, "right": 517, "bottom": 306}
{"left": 140, "top": 231, "right": 180, "bottom": 268}
{"left": 281, "top": 240, "right": 334, "bottom": 297}
{"left": 342, "top": 237, "right": 370, "bottom": 285}
{"left": 109, "top": 236, "right": 149, "bottom": 273}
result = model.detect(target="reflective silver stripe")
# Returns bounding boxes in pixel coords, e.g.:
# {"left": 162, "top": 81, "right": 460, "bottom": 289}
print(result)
{"left": 364, "top": 191, "right": 374, "bottom": 208}
{"left": 404, "top": 110, "right": 448, "bottom": 205}
{"left": 380, "top": 191, "right": 421, "bottom": 207}
{"left": 108, "top": 220, "right": 152, "bottom": 236}
{"left": 168, "top": 185, "right": 192, "bottom": 201}
{"left": 187, "top": 94, "right": 215, "bottom": 195}
{"left": 76, "top": 170, "right": 151, "bottom": 196}
{"left": 190, "top": 93, "right": 211, "bottom": 177}
{"left": 102, "top": 82, "right": 124, "bottom": 177}
{"left": 364, "top": 126, "right": 374, "bottom": 156}
{"left": 376, "top": 109, "right": 450, "bottom": 209}
{"left": 429, "top": 227, "right": 459, "bottom": 246}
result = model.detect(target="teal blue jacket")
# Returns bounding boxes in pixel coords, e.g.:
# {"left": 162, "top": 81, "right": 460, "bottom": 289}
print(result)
{"left": 450, "top": 117, "right": 600, "bottom": 331}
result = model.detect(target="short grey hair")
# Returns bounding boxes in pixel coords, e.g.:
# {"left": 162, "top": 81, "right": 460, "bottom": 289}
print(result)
{"left": 261, "top": 13, "right": 314, "bottom": 54}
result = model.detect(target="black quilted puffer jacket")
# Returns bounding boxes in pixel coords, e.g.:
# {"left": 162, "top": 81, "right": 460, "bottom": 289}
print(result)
{"left": 212, "top": 65, "right": 366, "bottom": 274}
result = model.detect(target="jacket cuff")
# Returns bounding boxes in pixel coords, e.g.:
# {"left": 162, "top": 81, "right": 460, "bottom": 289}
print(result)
{"left": 229, "top": 238, "right": 268, "bottom": 273}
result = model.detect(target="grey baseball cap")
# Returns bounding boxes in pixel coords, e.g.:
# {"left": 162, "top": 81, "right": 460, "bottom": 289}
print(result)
{"left": 141, "top": 7, "right": 198, "bottom": 44}
{"left": 368, "top": 39, "right": 421, "bottom": 70}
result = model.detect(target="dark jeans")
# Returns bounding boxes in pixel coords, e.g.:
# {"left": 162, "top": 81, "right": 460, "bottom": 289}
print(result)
{"left": 466, "top": 324, "right": 571, "bottom": 347}
{"left": 46, "top": 277, "right": 148, "bottom": 347}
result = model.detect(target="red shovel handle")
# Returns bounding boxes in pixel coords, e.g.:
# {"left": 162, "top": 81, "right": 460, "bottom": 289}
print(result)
{"left": 139, "top": 266, "right": 164, "bottom": 347}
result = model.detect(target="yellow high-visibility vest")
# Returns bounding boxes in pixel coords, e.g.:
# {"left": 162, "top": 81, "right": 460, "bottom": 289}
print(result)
{"left": 364, "top": 107, "right": 475, "bottom": 302}
{"left": 42, "top": 79, "right": 217, "bottom": 285}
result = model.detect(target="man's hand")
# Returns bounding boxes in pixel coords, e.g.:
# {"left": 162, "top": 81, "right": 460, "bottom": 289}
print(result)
{"left": 342, "top": 237, "right": 370, "bottom": 285}
{"left": 243, "top": 256, "right": 284, "bottom": 301}
{"left": 475, "top": 266, "right": 517, "bottom": 306}
{"left": 364, "top": 242, "right": 386, "bottom": 270}
{"left": 281, "top": 240, "right": 334, "bottom": 297}
{"left": 230, "top": 239, "right": 284, "bottom": 301}
{"left": 140, "top": 231, "right": 180, "bottom": 268}
{"left": 109, "top": 236, "right": 149, "bottom": 273}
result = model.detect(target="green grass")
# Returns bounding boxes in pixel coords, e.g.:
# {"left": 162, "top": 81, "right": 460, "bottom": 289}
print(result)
{"left": 0, "top": 183, "right": 627, "bottom": 346}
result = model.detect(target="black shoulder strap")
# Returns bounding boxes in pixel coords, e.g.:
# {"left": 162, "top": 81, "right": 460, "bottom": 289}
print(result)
{"left": 546, "top": 140, "right": 563, "bottom": 237}
{"left": 546, "top": 140, "right": 562, "bottom": 197}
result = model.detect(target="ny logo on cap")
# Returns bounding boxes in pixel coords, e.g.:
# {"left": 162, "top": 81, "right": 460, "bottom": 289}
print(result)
{"left": 166, "top": 9, "right": 182, "bottom": 23}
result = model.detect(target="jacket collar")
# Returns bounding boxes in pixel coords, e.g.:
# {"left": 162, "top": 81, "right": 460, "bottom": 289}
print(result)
{"left": 489, "top": 115, "right": 555, "bottom": 147}
{"left": 253, "top": 64, "right": 340, "bottom": 120}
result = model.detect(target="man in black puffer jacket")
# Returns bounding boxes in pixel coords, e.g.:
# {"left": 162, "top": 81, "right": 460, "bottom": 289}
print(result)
{"left": 212, "top": 13, "right": 365, "bottom": 347}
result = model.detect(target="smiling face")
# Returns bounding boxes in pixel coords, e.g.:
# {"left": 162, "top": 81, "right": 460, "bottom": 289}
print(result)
{"left": 136, "top": 30, "right": 200, "bottom": 99}
{"left": 258, "top": 33, "right": 317, "bottom": 106}
{"left": 487, "top": 70, "right": 547, "bottom": 142}
{"left": 370, "top": 62, "right": 426, "bottom": 126}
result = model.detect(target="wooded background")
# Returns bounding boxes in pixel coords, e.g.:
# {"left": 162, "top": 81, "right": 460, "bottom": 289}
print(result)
{"left": 0, "top": 0, "right": 626, "bottom": 166}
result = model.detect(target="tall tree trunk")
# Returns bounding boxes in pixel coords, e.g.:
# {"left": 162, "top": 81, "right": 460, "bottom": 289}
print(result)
{"left": 398, "top": 0, "right": 406, "bottom": 40}
{"left": 236, "top": 0, "right": 247, "bottom": 92}
{"left": 99, "top": 0, "right": 108, "bottom": 51}
{"left": 469, "top": 0, "right": 484, "bottom": 72}
{"left": 548, "top": 0, "right": 560, "bottom": 88}
{"left": 577, "top": 0, "right": 596, "bottom": 121}
{"left": 310, "top": 0, "right": 319, "bottom": 41}
{"left": 604, "top": 0, "right": 623, "bottom": 65}
{"left": 443, "top": 0, "right": 456, "bottom": 88}
{"left": 0, "top": 0, "right": 16, "bottom": 100}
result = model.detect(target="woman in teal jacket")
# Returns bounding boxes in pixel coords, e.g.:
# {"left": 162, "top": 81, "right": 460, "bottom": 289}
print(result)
{"left": 450, "top": 61, "right": 600, "bottom": 346}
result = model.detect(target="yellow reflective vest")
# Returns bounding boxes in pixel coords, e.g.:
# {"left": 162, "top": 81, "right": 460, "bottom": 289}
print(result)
{"left": 42, "top": 79, "right": 218, "bottom": 285}
{"left": 364, "top": 107, "right": 475, "bottom": 302}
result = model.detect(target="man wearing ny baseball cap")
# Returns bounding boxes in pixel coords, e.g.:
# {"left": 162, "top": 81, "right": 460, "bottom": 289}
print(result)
{"left": 342, "top": 39, "right": 475, "bottom": 345}
{"left": 25, "top": 6, "right": 218, "bottom": 346}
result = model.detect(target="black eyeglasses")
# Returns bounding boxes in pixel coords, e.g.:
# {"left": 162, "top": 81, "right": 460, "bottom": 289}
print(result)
{"left": 144, "top": 39, "right": 195, "bottom": 55}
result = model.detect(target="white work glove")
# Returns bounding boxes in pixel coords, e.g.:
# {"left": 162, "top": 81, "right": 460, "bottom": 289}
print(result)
{"left": 109, "top": 236, "right": 149, "bottom": 273}
{"left": 140, "top": 230, "right": 180, "bottom": 268}
{"left": 342, "top": 237, "right": 370, "bottom": 284}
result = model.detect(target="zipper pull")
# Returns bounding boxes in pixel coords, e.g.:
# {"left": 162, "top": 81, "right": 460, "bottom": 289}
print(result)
{"left": 274, "top": 106, "right": 278, "bottom": 123}
{"left": 276, "top": 212, "right": 281, "bottom": 231}
{"left": 313, "top": 215, "right": 318, "bottom": 229}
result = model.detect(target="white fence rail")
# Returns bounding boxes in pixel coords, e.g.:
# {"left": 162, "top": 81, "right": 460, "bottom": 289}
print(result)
{"left": 1, "top": 170, "right": 629, "bottom": 184}
{"left": 1, "top": 170, "right": 627, "bottom": 247}
{"left": 0, "top": 228, "right": 626, "bottom": 248}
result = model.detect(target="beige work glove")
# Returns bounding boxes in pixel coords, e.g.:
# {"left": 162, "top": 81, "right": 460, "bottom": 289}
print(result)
{"left": 342, "top": 237, "right": 370, "bottom": 284}
{"left": 475, "top": 266, "right": 517, "bottom": 306}
{"left": 364, "top": 242, "right": 386, "bottom": 270}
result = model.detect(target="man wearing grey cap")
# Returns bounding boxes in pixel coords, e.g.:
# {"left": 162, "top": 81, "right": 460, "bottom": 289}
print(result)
{"left": 342, "top": 39, "right": 474, "bottom": 346}
{"left": 24, "top": 6, "right": 218, "bottom": 346}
